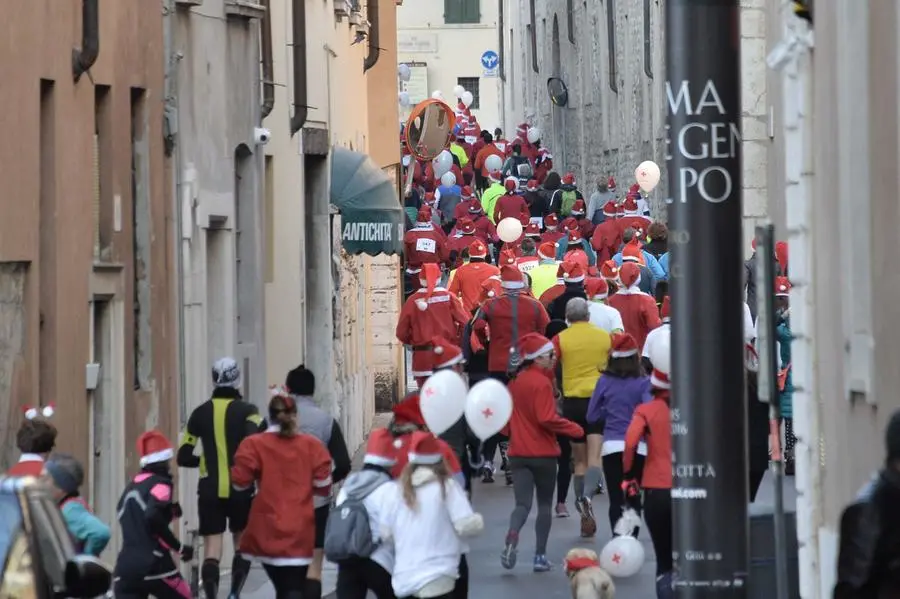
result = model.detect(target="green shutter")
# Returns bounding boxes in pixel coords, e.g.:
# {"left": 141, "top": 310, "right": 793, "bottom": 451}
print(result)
{"left": 444, "top": 0, "right": 461, "bottom": 23}
{"left": 445, "top": 0, "right": 479, "bottom": 24}
{"left": 463, "top": 0, "right": 480, "bottom": 23}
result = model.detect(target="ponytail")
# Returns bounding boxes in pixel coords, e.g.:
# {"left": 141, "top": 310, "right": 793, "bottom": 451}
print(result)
{"left": 267, "top": 393, "right": 297, "bottom": 438}
{"left": 275, "top": 410, "right": 296, "bottom": 438}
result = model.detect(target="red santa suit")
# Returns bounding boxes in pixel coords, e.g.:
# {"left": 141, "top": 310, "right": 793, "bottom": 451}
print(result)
{"left": 590, "top": 201, "right": 623, "bottom": 263}
{"left": 533, "top": 147, "right": 554, "bottom": 184}
{"left": 404, "top": 207, "right": 448, "bottom": 268}
{"left": 607, "top": 262, "right": 661, "bottom": 351}
{"left": 493, "top": 180, "right": 530, "bottom": 223}
{"left": 446, "top": 218, "right": 479, "bottom": 269}
{"left": 453, "top": 186, "right": 480, "bottom": 220}
{"left": 617, "top": 196, "right": 653, "bottom": 239}
{"left": 516, "top": 254, "right": 540, "bottom": 274}
{"left": 563, "top": 229, "right": 590, "bottom": 271}
{"left": 538, "top": 264, "right": 567, "bottom": 308}
{"left": 459, "top": 204, "right": 497, "bottom": 243}
{"left": 448, "top": 239, "right": 501, "bottom": 313}
{"left": 540, "top": 213, "right": 565, "bottom": 245}
{"left": 568, "top": 199, "right": 595, "bottom": 239}
{"left": 396, "top": 264, "right": 469, "bottom": 383}
{"left": 508, "top": 123, "right": 530, "bottom": 157}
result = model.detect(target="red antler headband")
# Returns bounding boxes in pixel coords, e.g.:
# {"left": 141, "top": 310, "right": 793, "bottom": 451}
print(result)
{"left": 23, "top": 404, "right": 55, "bottom": 420}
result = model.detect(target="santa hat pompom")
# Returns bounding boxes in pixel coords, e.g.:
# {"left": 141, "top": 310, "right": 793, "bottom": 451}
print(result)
{"left": 41, "top": 405, "right": 55, "bottom": 418}
{"left": 416, "top": 299, "right": 428, "bottom": 311}
{"left": 24, "top": 407, "right": 38, "bottom": 420}
{"left": 434, "top": 346, "right": 444, "bottom": 355}
{"left": 393, "top": 438, "right": 404, "bottom": 449}
{"left": 487, "top": 290, "right": 495, "bottom": 298}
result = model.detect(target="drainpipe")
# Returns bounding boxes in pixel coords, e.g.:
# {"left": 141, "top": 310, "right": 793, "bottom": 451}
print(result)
{"left": 290, "top": 0, "right": 308, "bottom": 135}
{"left": 363, "top": 0, "right": 380, "bottom": 72}
{"left": 260, "top": 0, "right": 275, "bottom": 118}
{"left": 72, "top": 0, "right": 100, "bottom": 81}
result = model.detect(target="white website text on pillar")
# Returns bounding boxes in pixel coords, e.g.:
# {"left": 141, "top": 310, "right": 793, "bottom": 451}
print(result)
{"left": 665, "top": 79, "right": 741, "bottom": 204}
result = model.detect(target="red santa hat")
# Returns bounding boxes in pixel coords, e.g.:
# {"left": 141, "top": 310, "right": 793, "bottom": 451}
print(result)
{"left": 567, "top": 229, "right": 583, "bottom": 244}
{"left": 615, "top": 203, "right": 626, "bottom": 217}
{"left": 416, "top": 206, "right": 433, "bottom": 225}
{"left": 555, "top": 263, "right": 567, "bottom": 283}
{"left": 363, "top": 428, "right": 398, "bottom": 468}
{"left": 416, "top": 263, "right": 442, "bottom": 311}
{"left": 651, "top": 368, "right": 671, "bottom": 390}
{"left": 525, "top": 222, "right": 541, "bottom": 238}
{"left": 518, "top": 332, "right": 554, "bottom": 360}
{"left": 562, "top": 172, "right": 575, "bottom": 185}
{"left": 461, "top": 185, "right": 474, "bottom": 200}
{"left": 423, "top": 191, "right": 436, "bottom": 205}
{"left": 516, "top": 122, "right": 529, "bottom": 136}
{"left": 622, "top": 196, "right": 639, "bottom": 214}
{"left": 458, "top": 217, "right": 476, "bottom": 235}
{"left": 408, "top": 431, "right": 444, "bottom": 465}
{"left": 610, "top": 332, "right": 639, "bottom": 358}
{"left": 622, "top": 239, "right": 645, "bottom": 265}
{"left": 468, "top": 238, "right": 488, "bottom": 258}
{"left": 432, "top": 336, "right": 464, "bottom": 369}
{"left": 563, "top": 261, "right": 586, "bottom": 283}
{"left": 600, "top": 259, "right": 620, "bottom": 281}
{"left": 544, "top": 213, "right": 559, "bottom": 229}
{"left": 137, "top": 430, "right": 174, "bottom": 467}
{"left": 500, "top": 264, "right": 526, "bottom": 289}
{"left": 538, "top": 242, "right": 557, "bottom": 260}
{"left": 774, "top": 276, "right": 791, "bottom": 297}
{"left": 468, "top": 202, "right": 483, "bottom": 215}
{"left": 526, "top": 179, "right": 539, "bottom": 191}
{"left": 619, "top": 262, "right": 641, "bottom": 288}
{"left": 602, "top": 201, "right": 617, "bottom": 217}
{"left": 660, "top": 295, "right": 671, "bottom": 322}
{"left": 499, "top": 249, "right": 518, "bottom": 266}
{"left": 392, "top": 392, "right": 425, "bottom": 426}
{"left": 774, "top": 241, "right": 789, "bottom": 272}
{"left": 571, "top": 199, "right": 586, "bottom": 216}
{"left": 585, "top": 277, "right": 609, "bottom": 300}
{"left": 629, "top": 183, "right": 640, "bottom": 194}
{"left": 489, "top": 170, "right": 503, "bottom": 182}
{"left": 607, "top": 176, "right": 617, "bottom": 191}
{"left": 481, "top": 275, "right": 503, "bottom": 301}
{"left": 750, "top": 236, "right": 758, "bottom": 251}
{"left": 504, "top": 178, "right": 518, "bottom": 192}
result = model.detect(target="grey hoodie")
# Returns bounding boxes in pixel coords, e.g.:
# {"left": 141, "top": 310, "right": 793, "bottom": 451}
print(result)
{"left": 341, "top": 469, "right": 392, "bottom": 499}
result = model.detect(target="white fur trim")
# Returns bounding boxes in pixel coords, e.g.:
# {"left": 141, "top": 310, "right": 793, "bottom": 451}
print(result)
{"left": 662, "top": 316, "right": 671, "bottom": 323}
{"left": 621, "top": 256, "right": 640, "bottom": 263}
{"left": 651, "top": 372, "right": 671, "bottom": 389}
{"left": 364, "top": 454, "right": 397, "bottom": 467}
{"left": 416, "top": 299, "right": 428, "bottom": 311}
{"left": 409, "top": 452, "right": 443, "bottom": 465}
{"left": 454, "top": 513, "right": 485, "bottom": 537}
{"left": 591, "top": 293, "right": 608, "bottom": 300}
{"left": 565, "top": 275, "right": 585, "bottom": 283}
{"left": 18, "top": 454, "right": 44, "bottom": 463}
{"left": 501, "top": 280, "right": 525, "bottom": 289}
{"left": 435, "top": 353, "right": 464, "bottom": 370}
{"left": 410, "top": 369, "right": 434, "bottom": 377}
{"left": 140, "top": 448, "right": 174, "bottom": 467}
{"left": 405, "top": 267, "right": 422, "bottom": 274}
{"left": 313, "top": 476, "right": 333, "bottom": 488}
{"left": 240, "top": 553, "right": 313, "bottom": 567}
{"left": 524, "top": 341, "right": 554, "bottom": 360}
{"left": 610, "top": 349, "right": 638, "bottom": 358}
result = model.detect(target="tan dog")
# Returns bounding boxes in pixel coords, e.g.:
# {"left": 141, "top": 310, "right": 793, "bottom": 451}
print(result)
{"left": 564, "top": 547, "right": 615, "bottom": 599}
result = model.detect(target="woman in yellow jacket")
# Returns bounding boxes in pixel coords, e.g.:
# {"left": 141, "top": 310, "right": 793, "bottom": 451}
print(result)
{"left": 550, "top": 297, "right": 611, "bottom": 538}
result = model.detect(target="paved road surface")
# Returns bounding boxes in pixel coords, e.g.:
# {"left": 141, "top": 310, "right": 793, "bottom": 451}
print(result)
{"left": 237, "top": 468, "right": 795, "bottom": 598}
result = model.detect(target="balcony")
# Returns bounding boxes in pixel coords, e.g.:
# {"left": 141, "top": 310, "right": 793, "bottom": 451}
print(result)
{"left": 225, "top": 0, "right": 266, "bottom": 19}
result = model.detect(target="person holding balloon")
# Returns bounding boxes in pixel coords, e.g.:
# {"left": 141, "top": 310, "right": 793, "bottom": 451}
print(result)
{"left": 499, "top": 332, "right": 585, "bottom": 573}
{"left": 473, "top": 132, "right": 506, "bottom": 191}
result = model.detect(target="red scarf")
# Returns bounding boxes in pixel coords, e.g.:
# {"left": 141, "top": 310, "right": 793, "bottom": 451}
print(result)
{"left": 564, "top": 556, "right": 600, "bottom": 574}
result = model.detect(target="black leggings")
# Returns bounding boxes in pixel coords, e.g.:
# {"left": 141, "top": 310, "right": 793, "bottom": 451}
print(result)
{"left": 262, "top": 564, "right": 309, "bottom": 599}
{"left": 113, "top": 574, "right": 191, "bottom": 599}
{"left": 335, "top": 558, "right": 395, "bottom": 599}
{"left": 602, "top": 452, "right": 645, "bottom": 536}
{"left": 454, "top": 554, "right": 469, "bottom": 599}
{"left": 643, "top": 489, "right": 673, "bottom": 576}
{"left": 556, "top": 435, "right": 572, "bottom": 503}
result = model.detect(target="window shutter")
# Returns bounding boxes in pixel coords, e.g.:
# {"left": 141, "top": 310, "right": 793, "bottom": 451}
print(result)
{"left": 464, "top": 0, "right": 480, "bottom": 23}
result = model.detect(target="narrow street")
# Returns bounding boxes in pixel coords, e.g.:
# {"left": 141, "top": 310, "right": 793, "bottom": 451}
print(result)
{"left": 238, "top": 465, "right": 795, "bottom": 598}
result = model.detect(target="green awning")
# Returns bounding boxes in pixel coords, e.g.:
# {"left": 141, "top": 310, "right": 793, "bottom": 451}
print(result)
{"left": 330, "top": 146, "right": 404, "bottom": 256}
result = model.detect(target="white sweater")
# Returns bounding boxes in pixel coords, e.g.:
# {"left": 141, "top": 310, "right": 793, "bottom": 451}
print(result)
{"left": 375, "top": 469, "right": 484, "bottom": 598}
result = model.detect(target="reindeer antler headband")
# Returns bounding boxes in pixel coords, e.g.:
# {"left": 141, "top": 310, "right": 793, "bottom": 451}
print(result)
{"left": 23, "top": 404, "right": 55, "bottom": 420}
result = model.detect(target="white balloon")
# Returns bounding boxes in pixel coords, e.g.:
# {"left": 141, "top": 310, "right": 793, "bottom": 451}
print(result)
{"left": 464, "top": 379, "right": 513, "bottom": 441}
{"left": 431, "top": 90, "right": 444, "bottom": 100}
{"left": 497, "top": 217, "right": 523, "bottom": 243}
{"left": 527, "top": 127, "right": 541, "bottom": 144}
{"left": 440, "top": 172, "right": 456, "bottom": 187}
{"left": 461, "top": 91, "right": 474, "bottom": 107}
{"left": 635, "top": 160, "right": 661, "bottom": 193}
{"left": 433, "top": 150, "right": 453, "bottom": 178}
{"left": 398, "top": 91, "right": 410, "bottom": 107}
{"left": 453, "top": 84, "right": 466, "bottom": 98}
{"left": 647, "top": 330, "right": 670, "bottom": 375}
{"left": 484, "top": 154, "right": 503, "bottom": 173}
{"left": 420, "top": 371, "right": 468, "bottom": 435}
{"left": 599, "top": 535, "right": 645, "bottom": 578}
{"left": 398, "top": 63, "right": 411, "bottom": 82}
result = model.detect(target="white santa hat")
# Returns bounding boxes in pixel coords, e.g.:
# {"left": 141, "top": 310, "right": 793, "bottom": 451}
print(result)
{"left": 416, "top": 263, "right": 442, "bottom": 311}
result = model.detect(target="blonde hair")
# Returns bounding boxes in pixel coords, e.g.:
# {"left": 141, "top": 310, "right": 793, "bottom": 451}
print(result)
{"left": 399, "top": 460, "right": 450, "bottom": 510}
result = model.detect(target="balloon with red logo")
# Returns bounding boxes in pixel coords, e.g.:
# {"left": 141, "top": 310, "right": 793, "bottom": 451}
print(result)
{"left": 599, "top": 535, "right": 645, "bottom": 578}
{"left": 464, "top": 379, "right": 512, "bottom": 441}
{"left": 635, "top": 160, "right": 661, "bottom": 193}
{"left": 419, "top": 370, "right": 468, "bottom": 435}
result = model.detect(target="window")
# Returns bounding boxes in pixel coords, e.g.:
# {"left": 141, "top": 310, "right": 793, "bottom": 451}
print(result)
{"left": 457, "top": 77, "right": 480, "bottom": 109}
{"left": 643, "top": 0, "right": 653, "bottom": 78}
{"left": 444, "top": 0, "right": 479, "bottom": 24}
{"left": 567, "top": 0, "right": 575, "bottom": 43}
{"left": 607, "top": 0, "right": 618, "bottom": 92}
{"left": 529, "top": 0, "right": 538, "bottom": 73}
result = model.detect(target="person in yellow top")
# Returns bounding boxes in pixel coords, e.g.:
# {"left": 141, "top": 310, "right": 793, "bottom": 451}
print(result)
{"left": 529, "top": 242, "right": 561, "bottom": 299}
{"left": 449, "top": 139, "right": 469, "bottom": 168}
{"left": 480, "top": 170, "right": 506, "bottom": 224}
{"left": 550, "top": 297, "right": 611, "bottom": 537}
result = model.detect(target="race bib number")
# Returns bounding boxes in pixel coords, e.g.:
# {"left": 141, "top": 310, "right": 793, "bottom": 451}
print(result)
{"left": 518, "top": 261, "right": 538, "bottom": 273}
{"left": 465, "top": 136, "right": 477, "bottom": 144}
{"left": 495, "top": 143, "right": 507, "bottom": 152}
{"left": 416, "top": 238, "right": 437, "bottom": 254}
{"left": 529, "top": 217, "right": 544, "bottom": 229}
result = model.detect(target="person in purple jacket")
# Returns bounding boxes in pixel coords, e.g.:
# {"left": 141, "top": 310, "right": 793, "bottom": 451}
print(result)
{"left": 586, "top": 332, "right": 652, "bottom": 537}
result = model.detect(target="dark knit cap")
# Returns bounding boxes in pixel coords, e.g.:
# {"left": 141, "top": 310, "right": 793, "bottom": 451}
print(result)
{"left": 45, "top": 453, "right": 84, "bottom": 495}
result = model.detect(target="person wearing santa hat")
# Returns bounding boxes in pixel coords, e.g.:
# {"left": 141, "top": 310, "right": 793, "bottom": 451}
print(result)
{"left": 177, "top": 357, "right": 265, "bottom": 599}
{"left": 538, "top": 263, "right": 567, "bottom": 308}
{"left": 540, "top": 213, "right": 565, "bottom": 245}
{"left": 608, "top": 262, "right": 662, "bottom": 351}
{"left": 590, "top": 201, "right": 624, "bottom": 264}
{"left": 379, "top": 431, "right": 483, "bottom": 599}
{"left": 627, "top": 183, "right": 652, "bottom": 217}
{"left": 613, "top": 227, "right": 666, "bottom": 286}
{"left": 567, "top": 199, "right": 596, "bottom": 240}
{"left": 396, "top": 263, "right": 469, "bottom": 388}
{"left": 230, "top": 390, "right": 333, "bottom": 598}
{"left": 532, "top": 146, "right": 554, "bottom": 185}
{"left": 480, "top": 171, "right": 506, "bottom": 224}
{"left": 516, "top": 237, "right": 541, "bottom": 274}
{"left": 599, "top": 259, "right": 622, "bottom": 295}
{"left": 620, "top": 238, "right": 656, "bottom": 295}
{"left": 462, "top": 201, "right": 498, "bottom": 245}
{"left": 587, "top": 332, "right": 651, "bottom": 538}
{"left": 546, "top": 261, "right": 589, "bottom": 321}
{"left": 473, "top": 131, "right": 506, "bottom": 191}
{"left": 332, "top": 428, "right": 398, "bottom": 599}
{"left": 547, "top": 172, "right": 581, "bottom": 216}
{"left": 554, "top": 227, "right": 598, "bottom": 269}
{"left": 452, "top": 186, "right": 480, "bottom": 221}
{"left": 522, "top": 179, "right": 549, "bottom": 220}
{"left": 493, "top": 177, "right": 530, "bottom": 224}
{"left": 586, "top": 177, "right": 616, "bottom": 225}
{"left": 6, "top": 410, "right": 57, "bottom": 477}
{"left": 500, "top": 332, "right": 584, "bottom": 572}
{"left": 617, "top": 195, "right": 652, "bottom": 238}
{"left": 404, "top": 206, "right": 448, "bottom": 270}
{"left": 448, "top": 238, "right": 501, "bottom": 313}
{"left": 114, "top": 430, "right": 194, "bottom": 599}
{"left": 774, "top": 276, "right": 795, "bottom": 476}
{"left": 642, "top": 296, "right": 671, "bottom": 374}
{"left": 387, "top": 392, "right": 465, "bottom": 484}
{"left": 550, "top": 298, "right": 611, "bottom": 536}
{"left": 528, "top": 242, "right": 560, "bottom": 300}
{"left": 446, "top": 217, "right": 480, "bottom": 270}
{"left": 623, "top": 340, "right": 673, "bottom": 599}
{"left": 458, "top": 274, "right": 502, "bottom": 391}
{"left": 585, "top": 277, "right": 624, "bottom": 334}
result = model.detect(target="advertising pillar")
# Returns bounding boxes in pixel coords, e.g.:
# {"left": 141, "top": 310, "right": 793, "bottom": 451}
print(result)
{"left": 666, "top": 0, "right": 749, "bottom": 595}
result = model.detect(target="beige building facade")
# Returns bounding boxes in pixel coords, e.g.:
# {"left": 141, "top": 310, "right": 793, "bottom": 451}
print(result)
{"left": 767, "top": 3, "right": 900, "bottom": 596}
